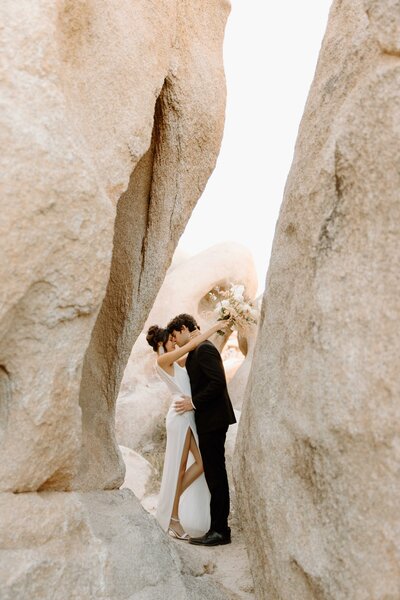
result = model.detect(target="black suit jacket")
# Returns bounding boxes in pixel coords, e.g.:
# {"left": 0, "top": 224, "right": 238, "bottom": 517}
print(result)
{"left": 186, "top": 340, "right": 236, "bottom": 434}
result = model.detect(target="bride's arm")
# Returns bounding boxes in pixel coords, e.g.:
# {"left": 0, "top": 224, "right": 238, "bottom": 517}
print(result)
{"left": 157, "top": 321, "right": 230, "bottom": 368}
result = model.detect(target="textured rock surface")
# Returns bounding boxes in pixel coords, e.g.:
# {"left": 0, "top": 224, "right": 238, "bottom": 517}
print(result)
{"left": 116, "top": 242, "right": 257, "bottom": 451}
{"left": 228, "top": 313, "right": 260, "bottom": 410}
{"left": 235, "top": 1, "right": 400, "bottom": 599}
{"left": 119, "top": 445, "right": 154, "bottom": 501}
{"left": 0, "top": 0, "right": 229, "bottom": 492}
{"left": 0, "top": 2, "right": 232, "bottom": 597}
{"left": 0, "top": 489, "right": 229, "bottom": 599}
{"left": 0, "top": 491, "right": 107, "bottom": 599}
{"left": 116, "top": 334, "right": 171, "bottom": 453}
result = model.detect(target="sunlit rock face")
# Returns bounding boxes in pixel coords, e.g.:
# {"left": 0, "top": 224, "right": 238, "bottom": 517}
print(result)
{"left": 0, "top": 0, "right": 230, "bottom": 493}
{"left": 234, "top": 1, "right": 400, "bottom": 598}
{"left": 116, "top": 242, "right": 258, "bottom": 452}
{"left": 0, "top": 2, "right": 231, "bottom": 597}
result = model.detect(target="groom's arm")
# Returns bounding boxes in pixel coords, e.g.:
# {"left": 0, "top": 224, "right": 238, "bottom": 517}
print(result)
{"left": 192, "top": 343, "right": 227, "bottom": 409}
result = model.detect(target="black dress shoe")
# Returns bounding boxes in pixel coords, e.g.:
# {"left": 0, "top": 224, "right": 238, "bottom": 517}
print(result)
{"left": 189, "top": 529, "right": 231, "bottom": 546}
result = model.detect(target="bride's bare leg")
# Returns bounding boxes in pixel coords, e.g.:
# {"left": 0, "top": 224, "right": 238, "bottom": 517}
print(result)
{"left": 169, "top": 428, "right": 191, "bottom": 536}
{"left": 180, "top": 431, "right": 204, "bottom": 494}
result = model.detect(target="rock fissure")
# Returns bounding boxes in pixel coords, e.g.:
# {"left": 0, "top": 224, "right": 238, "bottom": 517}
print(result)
{"left": 0, "top": 366, "right": 11, "bottom": 443}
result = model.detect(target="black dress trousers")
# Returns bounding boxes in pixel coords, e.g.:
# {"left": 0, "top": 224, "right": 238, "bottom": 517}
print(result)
{"left": 198, "top": 426, "right": 230, "bottom": 535}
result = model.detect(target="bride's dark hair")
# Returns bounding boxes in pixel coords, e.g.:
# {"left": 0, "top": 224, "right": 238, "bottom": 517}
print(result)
{"left": 146, "top": 325, "right": 169, "bottom": 352}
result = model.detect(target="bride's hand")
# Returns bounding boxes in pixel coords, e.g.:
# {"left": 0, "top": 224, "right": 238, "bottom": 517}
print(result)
{"left": 189, "top": 328, "right": 201, "bottom": 339}
{"left": 216, "top": 318, "right": 234, "bottom": 330}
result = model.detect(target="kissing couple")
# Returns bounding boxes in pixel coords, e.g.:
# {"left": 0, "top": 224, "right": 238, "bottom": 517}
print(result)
{"left": 146, "top": 313, "right": 236, "bottom": 546}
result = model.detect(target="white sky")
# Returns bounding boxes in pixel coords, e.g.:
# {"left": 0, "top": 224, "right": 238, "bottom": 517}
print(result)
{"left": 179, "top": 0, "right": 333, "bottom": 294}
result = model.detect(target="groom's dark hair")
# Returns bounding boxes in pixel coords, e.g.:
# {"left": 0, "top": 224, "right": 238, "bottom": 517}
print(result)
{"left": 167, "top": 313, "right": 199, "bottom": 333}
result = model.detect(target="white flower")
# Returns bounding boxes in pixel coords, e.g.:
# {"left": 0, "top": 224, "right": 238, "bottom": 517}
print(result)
{"left": 232, "top": 284, "right": 245, "bottom": 301}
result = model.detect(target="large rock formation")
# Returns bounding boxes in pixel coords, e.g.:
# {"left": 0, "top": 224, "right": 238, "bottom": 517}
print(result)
{"left": 235, "top": 1, "right": 400, "bottom": 598}
{"left": 0, "top": 0, "right": 229, "bottom": 494}
{"left": 0, "top": 0, "right": 231, "bottom": 597}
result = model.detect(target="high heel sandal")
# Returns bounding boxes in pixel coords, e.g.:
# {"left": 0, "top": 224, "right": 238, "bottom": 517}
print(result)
{"left": 168, "top": 517, "right": 189, "bottom": 541}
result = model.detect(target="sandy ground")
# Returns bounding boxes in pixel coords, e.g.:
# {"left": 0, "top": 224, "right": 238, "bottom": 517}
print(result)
{"left": 142, "top": 493, "right": 255, "bottom": 599}
{"left": 178, "top": 527, "right": 255, "bottom": 599}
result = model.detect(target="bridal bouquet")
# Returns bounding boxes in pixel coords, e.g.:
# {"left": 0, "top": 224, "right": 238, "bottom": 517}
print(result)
{"left": 207, "top": 284, "right": 258, "bottom": 334}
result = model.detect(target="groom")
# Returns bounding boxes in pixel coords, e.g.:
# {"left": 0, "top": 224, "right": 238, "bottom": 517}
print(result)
{"left": 167, "top": 313, "right": 236, "bottom": 546}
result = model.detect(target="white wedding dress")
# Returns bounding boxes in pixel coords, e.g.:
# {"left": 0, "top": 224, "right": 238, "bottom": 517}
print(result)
{"left": 155, "top": 362, "right": 211, "bottom": 537}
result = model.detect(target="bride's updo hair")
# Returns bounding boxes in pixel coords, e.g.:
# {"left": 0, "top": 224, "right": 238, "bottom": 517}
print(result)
{"left": 146, "top": 325, "right": 169, "bottom": 352}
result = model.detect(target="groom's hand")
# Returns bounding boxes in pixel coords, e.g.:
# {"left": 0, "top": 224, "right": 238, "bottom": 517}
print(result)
{"left": 173, "top": 395, "right": 194, "bottom": 414}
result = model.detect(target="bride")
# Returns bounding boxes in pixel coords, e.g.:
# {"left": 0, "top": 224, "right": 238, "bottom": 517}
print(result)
{"left": 146, "top": 319, "right": 230, "bottom": 540}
